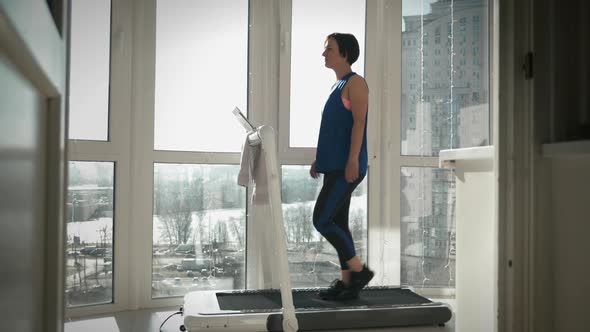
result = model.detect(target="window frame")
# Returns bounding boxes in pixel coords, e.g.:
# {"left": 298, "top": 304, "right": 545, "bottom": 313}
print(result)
{"left": 129, "top": 0, "right": 251, "bottom": 310}
{"left": 65, "top": 0, "right": 133, "bottom": 317}
{"left": 396, "top": 0, "right": 492, "bottom": 296}
{"left": 276, "top": 0, "right": 444, "bottom": 291}
{"left": 65, "top": 0, "right": 497, "bottom": 316}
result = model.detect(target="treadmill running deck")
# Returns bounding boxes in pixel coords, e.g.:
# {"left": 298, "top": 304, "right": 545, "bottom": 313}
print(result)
{"left": 217, "top": 286, "right": 432, "bottom": 311}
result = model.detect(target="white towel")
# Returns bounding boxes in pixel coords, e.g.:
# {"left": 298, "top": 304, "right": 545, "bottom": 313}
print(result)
{"left": 238, "top": 135, "right": 253, "bottom": 187}
{"left": 238, "top": 134, "right": 268, "bottom": 203}
{"left": 239, "top": 133, "right": 275, "bottom": 288}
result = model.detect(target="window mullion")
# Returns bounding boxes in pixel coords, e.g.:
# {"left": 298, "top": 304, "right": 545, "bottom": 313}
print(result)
{"left": 277, "top": 0, "right": 292, "bottom": 162}
{"left": 151, "top": 151, "right": 240, "bottom": 165}
{"left": 399, "top": 156, "right": 440, "bottom": 168}
{"left": 64, "top": 0, "right": 134, "bottom": 317}
{"left": 68, "top": 141, "right": 126, "bottom": 158}
{"left": 246, "top": 0, "right": 284, "bottom": 289}
{"left": 111, "top": 0, "right": 136, "bottom": 311}
{"left": 366, "top": 0, "right": 403, "bottom": 286}
{"left": 129, "top": 0, "right": 158, "bottom": 309}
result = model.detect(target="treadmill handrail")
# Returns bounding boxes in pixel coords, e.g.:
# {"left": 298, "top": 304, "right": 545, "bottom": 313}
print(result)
{"left": 232, "top": 107, "right": 261, "bottom": 146}
{"left": 257, "top": 125, "right": 298, "bottom": 332}
{"left": 233, "top": 107, "right": 298, "bottom": 332}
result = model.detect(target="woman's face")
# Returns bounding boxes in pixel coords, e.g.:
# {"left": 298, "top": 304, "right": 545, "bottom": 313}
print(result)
{"left": 322, "top": 37, "right": 347, "bottom": 69}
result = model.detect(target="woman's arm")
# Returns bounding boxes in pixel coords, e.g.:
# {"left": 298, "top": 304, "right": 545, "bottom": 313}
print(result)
{"left": 345, "top": 75, "right": 369, "bottom": 183}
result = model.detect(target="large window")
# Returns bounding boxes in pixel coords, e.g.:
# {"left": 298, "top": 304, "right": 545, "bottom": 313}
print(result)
{"left": 401, "top": 0, "right": 489, "bottom": 156}
{"left": 400, "top": 0, "right": 489, "bottom": 289}
{"left": 281, "top": 166, "right": 368, "bottom": 288}
{"left": 401, "top": 167, "right": 455, "bottom": 287}
{"left": 65, "top": 0, "right": 493, "bottom": 316}
{"left": 66, "top": 0, "right": 116, "bottom": 310}
{"left": 150, "top": 0, "right": 249, "bottom": 299}
{"left": 285, "top": 0, "right": 369, "bottom": 289}
{"left": 66, "top": 162, "right": 114, "bottom": 307}
{"left": 289, "top": 0, "right": 366, "bottom": 148}
{"left": 153, "top": 0, "right": 248, "bottom": 152}
{"left": 152, "top": 164, "right": 246, "bottom": 297}
{"left": 68, "top": 0, "right": 111, "bottom": 141}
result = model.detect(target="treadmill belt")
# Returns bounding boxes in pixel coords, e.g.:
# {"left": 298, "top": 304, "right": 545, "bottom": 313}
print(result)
{"left": 217, "top": 287, "right": 432, "bottom": 311}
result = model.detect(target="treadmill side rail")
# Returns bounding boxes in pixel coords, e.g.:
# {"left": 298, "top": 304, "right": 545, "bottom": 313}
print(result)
{"left": 185, "top": 313, "right": 269, "bottom": 332}
{"left": 266, "top": 305, "right": 453, "bottom": 331}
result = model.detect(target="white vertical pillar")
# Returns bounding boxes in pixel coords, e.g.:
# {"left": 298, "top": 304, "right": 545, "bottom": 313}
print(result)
{"left": 440, "top": 146, "right": 496, "bottom": 332}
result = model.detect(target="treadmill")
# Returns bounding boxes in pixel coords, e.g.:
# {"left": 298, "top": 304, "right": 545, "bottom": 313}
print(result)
{"left": 182, "top": 108, "right": 452, "bottom": 331}
{"left": 184, "top": 286, "right": 452, "bottom": 331}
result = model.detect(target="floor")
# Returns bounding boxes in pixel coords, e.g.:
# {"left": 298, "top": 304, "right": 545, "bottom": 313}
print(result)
{"left": 65, "top": 299, "right": 455, "bottom": 332}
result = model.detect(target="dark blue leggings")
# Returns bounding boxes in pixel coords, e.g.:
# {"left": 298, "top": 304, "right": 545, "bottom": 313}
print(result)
{"left": 313, "top": 171, "right": 364, "bottom": 270}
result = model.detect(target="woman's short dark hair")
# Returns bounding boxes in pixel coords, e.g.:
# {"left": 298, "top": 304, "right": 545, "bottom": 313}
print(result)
{"left": 327, "top": 33, "right": 360, "bottom": 65}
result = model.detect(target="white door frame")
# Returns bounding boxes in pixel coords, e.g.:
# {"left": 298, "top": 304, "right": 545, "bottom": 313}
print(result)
{"left": 0, "top": 1, "right": 68, "bottom": 331}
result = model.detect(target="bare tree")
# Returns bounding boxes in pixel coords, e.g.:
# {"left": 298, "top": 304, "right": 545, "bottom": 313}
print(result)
{"left": 282, "top": 203, "right": 314, "bottom": 246}
{"left": 283, "top": 207, "right": 297, "bottom": 243}
{"left": 297, "top": 203, "right": 314, "bottom": 244}
{"left": 158, "top": 216, "right": 175, "bottom": 245}
{"left": 349, "top": 208, "right": 365, "bottom": 241}
{"left": 227, "top": 215, "right": 245, "bottom": 247}
{"left": 97, "top": 224, "right": 112, "bottom": 248}
{"left": 214, "top": 220, "right": 229, "bottom": 244}
{"left": 153, "top": 166, "right": 211, "bottom": 247}
{"left": 156, "top": 182, "right": 194, "bottom": 246}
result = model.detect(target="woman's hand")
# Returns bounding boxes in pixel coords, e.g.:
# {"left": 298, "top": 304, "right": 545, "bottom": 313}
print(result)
{"left": 345, "top": 159, "right": 359, "bottom": 183}
{"left": 310, "top": 161, "right": 320, "bottom": 179}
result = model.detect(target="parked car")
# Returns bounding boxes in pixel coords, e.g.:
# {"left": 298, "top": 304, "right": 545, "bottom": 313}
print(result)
{"left": 174, "top": 244, "right": 195, "bottom": 256}
{"left": 176, "top": 258, "right": 213, "bottom": 272}
{"left": 79, "top": 246, "right": 97, "bottom": 255}
{"left": 88, "top": 248, "right": 107, "bottom": 257}
{"left": 163, "top": 263, "right": 177, "bottom": 271}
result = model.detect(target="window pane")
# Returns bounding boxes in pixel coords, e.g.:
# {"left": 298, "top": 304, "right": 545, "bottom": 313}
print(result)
{"left": 401, "top": 0, "right": 490, "bottom": 156}
{"left": 154, "top": 0, "right": 248, "bottom": 152}
{"left": 66, "top": 161, "right": 114, "bottom": 307}
{"left": 281, "top": 166, "right": 368, "bottom": 288}
{"left": 152, "top": 164, "right": 246, "bottom": 298}
{"left": 290, "top": 0, "right": 366, "bottom": 148}
{"left": 401, "top": 167, "right": 455, "bottom": 288}
{"left": 68, "top": 0, "right": 111, "bottom": 141}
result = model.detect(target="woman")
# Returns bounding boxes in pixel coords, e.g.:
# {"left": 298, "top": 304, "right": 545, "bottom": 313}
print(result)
{"left": 310, "top": 33, "right": 374, "bottom": 301}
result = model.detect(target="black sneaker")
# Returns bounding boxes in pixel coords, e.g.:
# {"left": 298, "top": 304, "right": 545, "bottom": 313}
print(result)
{"left": 325, "top": 285, "right": 360, "bottom": 301}
{"left": 326, "top": 266, "right": 374, "bottom": 301}
{"left": 318, "top": 279, "right": 346, "bottom": 300}
{"left": 348, "top": 265, "right": 374, "bottom": 292}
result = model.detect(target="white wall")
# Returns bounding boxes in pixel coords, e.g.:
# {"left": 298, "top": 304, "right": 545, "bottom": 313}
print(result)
{"left": 453, "top": 155, "right": 495, "bottom": 332}
{"left": 0, "top": 1, "right": 67, "bottom": 331}
{"left": 550, "top": 156, "right": 590, "bottom": 331}
{"left": 0, "top": 51, "right": 48, "bottom": 332}
{"left": 530, "top": 0, "right": 590, "bottom": 330}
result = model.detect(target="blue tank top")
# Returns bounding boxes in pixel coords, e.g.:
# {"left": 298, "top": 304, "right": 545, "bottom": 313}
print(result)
{"left": 315, "top": 72, "right": 368, "bottom": 175}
